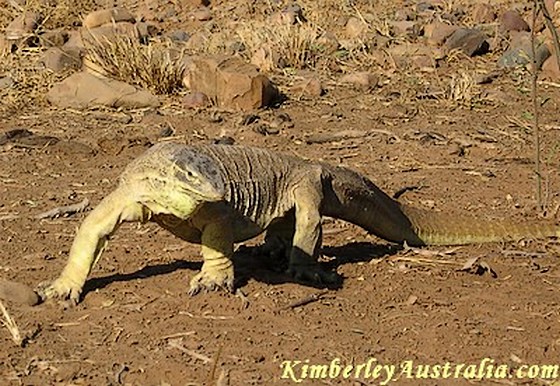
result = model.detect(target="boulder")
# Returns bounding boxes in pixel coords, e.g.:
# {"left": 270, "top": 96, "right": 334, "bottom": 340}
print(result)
{"left": 42, "top": 46, "right": 83, "bottom": 72}
{"left": 47, "top": 71, "right": 160, "bottom": 109}
{"left": 444, "top": 28, "right": 489, "bottom": 56}
{"left": 189, "top": 56, "right": 278, "bottom": 110}
{"left": 5, "top": 12, "right": 42, "bottom": 45}
{"left": 424, "top": 21, "right": 459, "bottom": 46}
{"left": 83, "top": 8, "right": 136, "bottom": 29}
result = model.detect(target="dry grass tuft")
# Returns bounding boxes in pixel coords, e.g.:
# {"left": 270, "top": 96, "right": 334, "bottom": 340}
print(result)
{"left": 0, "top": 299, "right": 22, "bottom": 346}
{"left": 85, "top": 35, "right": 186, "bottom": 95}
{"left": 0, "top": 48, "right": 66, "bottom": 115}
{"left": 236, "top": 21, "right": 322, "bottom": 71}
{"left": 0, "top": 0, "right": 98, "bottom": 30}
{"left": 445, "top": 70, "right": 480, "bottom": 105}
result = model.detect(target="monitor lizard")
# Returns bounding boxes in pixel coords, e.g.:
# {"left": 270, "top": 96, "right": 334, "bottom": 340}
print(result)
{"left": 35, "top": 143, "right": 560, "bottom": 305}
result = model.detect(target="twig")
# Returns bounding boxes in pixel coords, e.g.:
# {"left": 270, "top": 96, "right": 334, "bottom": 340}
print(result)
{"left": 207, "top": 345, "right": 223, "bottom": 385}
{"left": 0, "top": 299, "right": 22, "bottom": 346}
{"left": 168, "top": 339, "right": 212, "bottom": 363}
{"left": 539, "top": 0, "right": 560, "bottom": 67}
{"left": 114, "top": 364, "right": 128, "bottom": 385}
{"left": 279, "top": 289, "right": 329, "bottom": 311}
{"left": 34, "top": 198, "right": 89, "bottom": 220}
{"left": 160, "top": 331, "right": 196, "bottom": 340}
{"left": 532, "top": 0, "right": 543, "bottom": 210}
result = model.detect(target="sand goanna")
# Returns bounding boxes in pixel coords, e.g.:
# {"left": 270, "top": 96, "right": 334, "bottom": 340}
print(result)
{"left": 35, "top": 143, "right": 560, "bottom": 304}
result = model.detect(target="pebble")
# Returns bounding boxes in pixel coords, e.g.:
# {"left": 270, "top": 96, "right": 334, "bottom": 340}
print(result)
{"left": 182, "top": 92, "right": 210, "bottom": 109}
{"left": 190, "top": 7, "right": 212, "bottom": 21}
{"left": 472, "top": 4, "right": 497, "bottom": 24}
{"left": 500, "top": 10, "right": 530, "bottom": 33}
{"left": 444, "top": 28, "right": 489, "bottom": 56}
{"left": 340, "top": 72, "right": 379, "bottom": 90}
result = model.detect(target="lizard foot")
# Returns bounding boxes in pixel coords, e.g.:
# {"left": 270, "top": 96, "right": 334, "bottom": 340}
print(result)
{"left": 35, "top": 278, "right": 82, "bottom": 306}
{"left": 188, "top": 267, "right": 234, "bottom": 296}
{"left": 287, "top": 264, "right": 339, "bottom": 285}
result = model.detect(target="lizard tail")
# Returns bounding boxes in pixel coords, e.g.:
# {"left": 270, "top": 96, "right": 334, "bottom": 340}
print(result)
{"left": 400, "top": 204, "right": 560, "bottom": 246}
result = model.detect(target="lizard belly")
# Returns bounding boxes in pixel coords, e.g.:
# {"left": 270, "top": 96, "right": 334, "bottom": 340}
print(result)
{"left": 153, "top": 214, "right": 202, "bottom": 243}
{"left": 153, "top": 211, "right": 264, "bottom": 244}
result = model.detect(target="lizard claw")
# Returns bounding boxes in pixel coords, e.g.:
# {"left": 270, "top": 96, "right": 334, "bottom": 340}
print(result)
{"left": 287, "top": 264, "right": 340, "bottom": 285}
{"left": 35, "top": 279, "right": 82, "bottom": 306}
{"left": 188, "top": 268, "right": 234, "bottom": 296}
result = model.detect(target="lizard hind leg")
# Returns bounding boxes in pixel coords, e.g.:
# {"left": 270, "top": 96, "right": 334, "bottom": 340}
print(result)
{"left": 286, "top": 178, "right": 340, "bottom": 285}
{"left": 253, "top": 213, "right": 296, "bottom": 269}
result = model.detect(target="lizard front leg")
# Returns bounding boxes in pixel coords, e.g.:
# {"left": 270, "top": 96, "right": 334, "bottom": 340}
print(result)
{"left": 287, "top": 178, "right": 339, "bottom": 284}
{"left": 188, "top": 219, "right": 235, "bottom": 295}
{"left": 36, "top": 188, "right": 148, "bottom": 305}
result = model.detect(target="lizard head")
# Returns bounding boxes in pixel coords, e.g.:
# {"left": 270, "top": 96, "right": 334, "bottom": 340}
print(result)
{"left": 170, "top": 146, "right": 225, "bottom": 202}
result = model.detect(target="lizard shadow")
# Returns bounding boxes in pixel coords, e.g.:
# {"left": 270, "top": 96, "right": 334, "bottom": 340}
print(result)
{"left": 83, "top": 260, "right": 201, "bottom": 295}
{"left": 233, "top": 242, "right": 401, "bottom": 290}
{"left": 82, "top": 242, "right": 400, "bottom": 296}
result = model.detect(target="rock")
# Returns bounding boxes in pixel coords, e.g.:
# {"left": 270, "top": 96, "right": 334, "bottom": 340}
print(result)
{"left": 189, "top": 56, "right": 279, "bottom": 110}
{"left": 190, "top": 6, "right": 212, "bottom": 21}
{"left": 387, "top": 44, "right": 443, "bottom": 69}
{"left": 213, "top": 136, "right": 235, "bottom": 145}
{"left": 254, "top": 123, "right": 279, "bottom": 135}
{"left": 340, "top": 72, "right": 379, "bottom": 90}
{"left": 0, "top": 279, "right": 40, "bottom": 306}
{"left": 136, "top": 22, "right": 160, "bottom": 42}
{"left": 499, "top": 10, "right": 530, "bottom": 33}
{"left": 226, "top": 40, "right": 246, "bottom": 55}
{"left": 64, "top": 30, "right": 84, "bottom": 48}
{"left": 0, "top": 76, "right": 14, "bottom": 89}
{"left": 389, "top": 20, "right": 421, "bottom": 37}
{"left": 168, "top": 30, "right": 190, "bottom": 42}
{"left": 42, "top": 46, "right": 83, "bottom": 72}
{"left": 444, "top": 28, "right": 489, "bottom": 56}
{"left": 83, "top": 8, "right": 136, "bottom": 29}
{"left": 291, "top": 76, "right": 323, "bottom": 98}
{"left": 185, "top": 31, "right": 210, "bottom": 50}
{"left": 182, "top": 91, "right": 210, "bottom": 108}
{"left": 239, "top": 113, "right": 259, "bottom": 126}
{"left": 424, "top": 21, "right": 459, "bottom": 46}
{"left": 472, "top": 4, "right": 497, "bottom": 24}
{"left": 317, "top": 32, "right": 340, "bottom": 54}
{"left": 498, "top": 31, "right": 550, "bottom": 68}
{"left": 81, "top": 22, "right": 140, "bottom": 46}
{"left": 345, "top": 17, "right": 368, "bottom": 38}
{"left": 47, "top": 71, "right": 160, "bottom": 109}
{"left": 416, "top": 1, "right": 436, "bottom": 13}
{"left": 39, "top": 30, "right": 69, "bottom": 47}
{"left": 251, "top": 45, "right": 280, "bottom": 72}
{"left": 5, "top": 12, "right": 42, "bottom": 44}
{"left": 186, "top": 0, "right": 210, "bottom": 6}
{"left": 270, "top": 4, "right": 305, "bottom": 25}
{"left": 542, "top": 55, "right": 560, "bottom": 79}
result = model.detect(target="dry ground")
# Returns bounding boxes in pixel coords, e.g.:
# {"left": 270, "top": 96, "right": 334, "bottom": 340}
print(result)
{"left": 1, "top": 1, "right": 560, "bottom": 385}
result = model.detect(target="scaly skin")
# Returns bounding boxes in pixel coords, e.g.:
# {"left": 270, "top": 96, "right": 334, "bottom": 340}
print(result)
{"left": 35, "top": 143, "right": 560, "bottom": 305}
